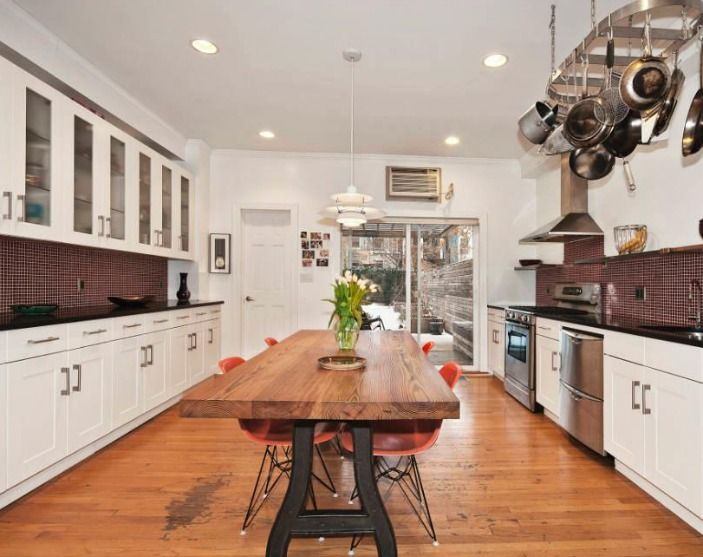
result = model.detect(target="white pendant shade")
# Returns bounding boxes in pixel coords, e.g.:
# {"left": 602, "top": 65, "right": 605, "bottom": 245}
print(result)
{"left": 323, "top": 205, "right": 385, "bottom": 220}
{"left": 331, "top": 186, "right": 373, "bottom": 206}
{"left": 336, "top": 210, "right": 367, "bottom": 227}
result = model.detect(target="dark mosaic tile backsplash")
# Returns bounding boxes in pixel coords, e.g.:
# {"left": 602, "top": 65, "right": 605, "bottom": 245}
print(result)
{"left": 0, "top": 235, "right": 167, "bottom": 313}
{"left": 536, "top": 237, "right": 703, "bottom": 326}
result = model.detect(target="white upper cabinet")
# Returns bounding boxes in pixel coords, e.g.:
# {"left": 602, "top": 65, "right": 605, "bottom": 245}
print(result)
{"left": 0, "top": 57, "right": 194, "bottom": 260}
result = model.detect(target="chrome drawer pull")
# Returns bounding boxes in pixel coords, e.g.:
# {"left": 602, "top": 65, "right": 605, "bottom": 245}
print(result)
{"left": 72, "top": 364, "right": 82, "bottom": 392}
{"left": 631, "top": 380, "right": 641, "bottom": 410}
{"left": 176, "top": 315, "right": 190, "bottom": 320}
{"left": 123, "top": 323, "right": 142, "bottom": 329}
{"left": 196, "top": 312, "right": 207, "bottom": 317}
{"left": 60, "top": 367, "right": 70, "bottom": 396}
{"left": 153, "top": 319, "right": 169, "bottom": 324}
{"left": 642, "top": 384, "right": 652, "bottom": 415}
{"left": 27, "top": 336, "right": 60, "bottom": 344}
{"left": 83, "top": 328, "right": 108, "bottom": 336}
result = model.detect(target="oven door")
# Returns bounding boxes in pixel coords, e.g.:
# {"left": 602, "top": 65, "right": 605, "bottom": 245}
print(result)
{"left": 505, "top": 321, "right": 533, "bottom": 389}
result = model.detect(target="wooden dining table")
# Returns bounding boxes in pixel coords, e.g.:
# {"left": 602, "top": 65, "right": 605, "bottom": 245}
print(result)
{"left": 180, "top": 329, "right": 460, "bottom": 556}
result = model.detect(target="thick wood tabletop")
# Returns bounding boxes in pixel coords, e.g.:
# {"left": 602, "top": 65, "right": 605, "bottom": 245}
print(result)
{"left": 180, "top": 330, "right": 460, "bottom": 421}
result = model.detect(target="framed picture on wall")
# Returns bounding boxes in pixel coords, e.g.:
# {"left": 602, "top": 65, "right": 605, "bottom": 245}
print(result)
{"left": 209, "top": 233, "right": 231, "bottom": 274}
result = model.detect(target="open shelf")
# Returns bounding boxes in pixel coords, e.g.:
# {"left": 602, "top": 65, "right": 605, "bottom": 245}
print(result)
{"left": 514, "top": 264, "right": 559, "bottom": 271}
{"left": 574, "top": 243, "right": 703, "bottom": 265}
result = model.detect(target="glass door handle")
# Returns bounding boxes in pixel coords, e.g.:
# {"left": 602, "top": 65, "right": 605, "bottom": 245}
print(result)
{"left": 106, "top": 217, "right": 111, "bottom": 238}
{"left": 2, "top": 191, "right": 11, "bottom": 220}
{"left": 98, "top": 215, "right": 105, "bottom": 237}
{"left": 16, "top": 194, "right": 25, "bottom": 222}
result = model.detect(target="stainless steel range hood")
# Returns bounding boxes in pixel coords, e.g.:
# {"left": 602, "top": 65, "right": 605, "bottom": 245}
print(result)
{"left": 520, "top": 154, "right": 603, "bottom": 244}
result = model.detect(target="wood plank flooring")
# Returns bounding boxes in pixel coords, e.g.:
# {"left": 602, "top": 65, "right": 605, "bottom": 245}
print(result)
{"left": 1, "top": 376, "right": 702, "bottom": 556}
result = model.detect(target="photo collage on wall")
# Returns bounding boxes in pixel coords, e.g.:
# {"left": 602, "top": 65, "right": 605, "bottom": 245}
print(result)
{"left": 300, "top": 231, "right": 330, "bottom": 267}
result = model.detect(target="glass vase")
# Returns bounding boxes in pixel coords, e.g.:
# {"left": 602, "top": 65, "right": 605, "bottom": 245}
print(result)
{"left": 335, "top": 317, "right": 360, "bottom": 351}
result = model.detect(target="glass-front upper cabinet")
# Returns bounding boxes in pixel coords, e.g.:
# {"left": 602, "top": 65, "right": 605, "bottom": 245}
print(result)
{"left": 161, "top": 165, "right": 172, "bottom": 249}
{"left": 138, "top": 153, "right": 151, "bottom": 246}
{"left": 0, "top": 59, "right": 14, "bottom": 234}
{"left": 109, "top": 136, "right": 126, "bottom": 241}
{"left": 179, "top": 175, "right": 190, "bottom": 254}
{"left": 72, "top": 115, "right": 94, "bottom": 235}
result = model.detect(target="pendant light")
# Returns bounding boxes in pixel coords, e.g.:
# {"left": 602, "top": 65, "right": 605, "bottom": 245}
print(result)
{"left": 323, "top": 49, "right": 384, "bottom": 227}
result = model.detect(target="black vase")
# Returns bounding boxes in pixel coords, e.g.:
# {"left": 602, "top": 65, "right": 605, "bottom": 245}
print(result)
{"left": 176, "top": 272, "right": 191, "bottom": 304}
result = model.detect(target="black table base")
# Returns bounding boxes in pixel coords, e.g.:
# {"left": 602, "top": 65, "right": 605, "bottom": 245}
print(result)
{"left": 266, "top": 420, "right": 397, "bottom": 557}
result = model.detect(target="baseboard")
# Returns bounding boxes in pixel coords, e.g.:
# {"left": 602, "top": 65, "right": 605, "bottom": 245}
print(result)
{"left": 0, "top": 394, "right": 183, "bottom": 510}
{"left": 614, "top": 460, "right": 703, "bottom": 535}
{"left": 543, "top": 408, "right": 559, "bottom": 424}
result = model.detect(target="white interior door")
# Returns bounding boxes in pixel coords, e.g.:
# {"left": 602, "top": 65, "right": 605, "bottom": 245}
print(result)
{"left": 241, "top": 208, "right": 295, "bottom": 358}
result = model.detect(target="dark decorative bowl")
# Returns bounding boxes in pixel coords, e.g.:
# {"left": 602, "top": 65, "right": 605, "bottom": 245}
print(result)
{"left": 108, "top": 295, "right": 155, "bottom": 308}
{"left": 519, "top": 259, "right": 543, "bottom": 267}
{"left": 11, "top": 304, "right": 59, "bottom": 316}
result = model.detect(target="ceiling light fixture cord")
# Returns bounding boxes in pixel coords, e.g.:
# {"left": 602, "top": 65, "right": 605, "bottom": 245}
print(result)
{"left": 350, "top": 56, "right": 355, "bottom": 193}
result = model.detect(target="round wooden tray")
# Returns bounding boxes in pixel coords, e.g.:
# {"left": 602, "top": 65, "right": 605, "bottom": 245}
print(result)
{"left": 318, "top": 355, "right": 367, "bottom": 371}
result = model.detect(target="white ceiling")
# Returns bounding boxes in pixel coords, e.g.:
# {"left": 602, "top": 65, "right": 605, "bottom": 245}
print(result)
{"left": 12, "top": 0, "right": 628, "bottom": 159}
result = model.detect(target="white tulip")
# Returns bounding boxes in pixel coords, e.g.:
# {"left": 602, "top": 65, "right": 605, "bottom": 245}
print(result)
{"left": 370, "top": 284, "right": 378, "bottom": 293}
{"left": 352, "top": 274, "right": 358, "bottom": 282}
{"left": 344, "top": 270, "right": 352, "bottom": 281}
{"left": 358, "top": 279, "right": 368, "bottom": 289}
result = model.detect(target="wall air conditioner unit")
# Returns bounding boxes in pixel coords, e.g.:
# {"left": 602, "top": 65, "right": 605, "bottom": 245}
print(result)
{"left": 385, "top": 166, "right": 442, "bottom": 201}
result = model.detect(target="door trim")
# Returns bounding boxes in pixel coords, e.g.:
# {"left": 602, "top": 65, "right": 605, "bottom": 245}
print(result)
{"left": 234, "top": 203, "right": 299, "bottom": 355}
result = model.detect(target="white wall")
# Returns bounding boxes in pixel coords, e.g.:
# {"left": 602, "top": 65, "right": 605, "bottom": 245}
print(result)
{"left": 534, "top": 42, "right": 703, "bottom": 260}
{"left": 208, "top": 150, "right": 538, "bottom": 361}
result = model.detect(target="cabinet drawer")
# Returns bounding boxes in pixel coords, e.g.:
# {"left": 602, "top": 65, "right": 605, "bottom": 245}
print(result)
{"left": 604, "top": 330, "right": 644, "bottom": 364}
{"left": 535, "top": 318, "right": 560, "bottom": 340}
{"left": 171, "top": 310, "right": 194, "bottom": 326}
{"left": 146, "top": 311, "right": 172, "bottom": 332}
{"left": 645, "top": 338, "right": 703, "bottom": 383}
{"left": 68, "top": 319, "right": 114, "bottom": 349}
{"left": 193, "top": 309, "right": 211, "bottom": 323}
{"left": 112, "top": 315, "right": 147, "bottom": 338}
{"left": 487, "top": 307, "right": 505, "bottom": 322}
{"left": 207, "top": 306, "right": 222, "bottom": 318}
{"left": 6, "top": 324, "right": 68, "bottom": 362}
{"left": 0, "top": 332, "right": 6, "bottom": 364}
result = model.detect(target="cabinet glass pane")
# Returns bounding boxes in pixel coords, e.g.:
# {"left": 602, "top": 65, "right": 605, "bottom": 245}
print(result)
{"left": 110, "top": 137, "right": 125, "bottom": 240}
{"left": 139, "top": 153, "right": 151, "bottom": 245}
{"left": 180, "top": 176, "right": 189, "bottom": 252}
{"left": 24, "top": 89, "right": 51, "bottom": 226}
{"left": 73, "top": 116, "right": 93, "bottom": 234}
{"left": 161, "top": 166, "right": 172, "bottom": 249}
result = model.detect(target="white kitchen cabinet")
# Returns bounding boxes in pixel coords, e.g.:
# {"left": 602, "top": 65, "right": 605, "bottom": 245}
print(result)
{"left": 644, "top": 369, "right": 703, "bottom": 516}
{"left": 204, "top": 319, "right": 222, "bottom": 375}
{"left": 142, "top": 332, "right": 169, "bottom": 412}
{"left": 169, "top": 326, "right": 191, "bottom": 395}
{"left": 0, "top": 364, "right": 7, "bottom": 492}
{"left": 112, "top": 336, "right": 144, "bottom": 429}
{"left": 187, "top": 325, "right": 206, "bottom": 385}
{"left": 174, "top": 173, "right": 194, "bottom": 258}
{"left": 6, "top": 352, "right": 68, "bottom": 488}
{"left": 604, "top": 355, "right": 646, "bottom": 475}
{"left": 536, "top": 335, "right": 560, "bottom": 417}
{"left": 67, "top": 343, "right": 113, "bottom": 453}
{"left": 487, "top": 313, "right": 505, "bottom": 378}
{"left": 0, "top": 58, "right": 14, "bottom": 236}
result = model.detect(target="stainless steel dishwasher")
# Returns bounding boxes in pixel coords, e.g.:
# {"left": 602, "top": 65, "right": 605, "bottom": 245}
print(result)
{"left": 559, "top": 328, "right": 605, "bottom": 455}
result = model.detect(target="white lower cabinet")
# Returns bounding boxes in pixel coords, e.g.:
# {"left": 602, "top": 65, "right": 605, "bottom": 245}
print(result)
{"left": 203, "top": 319, "right": 221, "bottom": 375}
{"left": 187, "top": 325, "right": 205, "bottom": 385}
{"left": 112, "top": 336, "right": 144, "bottom": 429}
{"left": 605, "top": 354, "right": 703, "bottom": 516}
{"left": 169, "top": 326, "right": 190, "bottom": 395}
{"left": 536, "top": 335, "right": 560, "bottom": 417}
{"left": 488, "top": 320, "right": 505, "bottom": 378}
{"left": 0, "top": 364, "right": 7, "bottom": 492}
{"left": 6, "top": 353, "right": 69, "bottom": 488}
{"left": 67, "top": 344, "right": 113, "bottom": 453}
{"left": 142, "top": 332, "right": 169, "bottom": 412}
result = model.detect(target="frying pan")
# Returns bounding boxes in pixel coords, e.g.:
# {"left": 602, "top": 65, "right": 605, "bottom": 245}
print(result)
{"left": 683, "top": 35, "right": 703, "bottom": 157}
{"left": 620, "top": 13, "right": 671, "bottom": 112}
{"left": 519, "top": 101, "right": 559, "bottom": 144}
{"left": 654, "top": 50, "right": 685, "bottom": 136}
{"left": 604, "top": 110, "right": 642, "bottom": 158}
{"left": 569, "top": 144, "right": 615, "bottom": 180}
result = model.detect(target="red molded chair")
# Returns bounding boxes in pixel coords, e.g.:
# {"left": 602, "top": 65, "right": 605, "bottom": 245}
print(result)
{"left": 218, "top": 357, "right": 339, "bottom": 535}
{"left": 341, "top": 361, "right": 462, "bottom": 551}
{"left": 421, "top": 341, "right": 435, "bottom": 355}
{"left": 264, "top": 337, "right": 279, "bottom": 347}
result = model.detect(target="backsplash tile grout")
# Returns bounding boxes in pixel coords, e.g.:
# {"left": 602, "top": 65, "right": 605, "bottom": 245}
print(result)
{"left": 0, "top": 235, "right": 167, "bottom": 313}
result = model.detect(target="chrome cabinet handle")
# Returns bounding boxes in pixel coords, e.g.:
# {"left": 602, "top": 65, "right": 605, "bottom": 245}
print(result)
{"left": 642, "top": 384, "right": 652, "bottom": 415}
{"left": 60, "top": 367, "right": 71, "bottom": 396}
{"left": 105, "top": 217, "right": 111, "bottom": 238}
{"left": 72, "top": 364, "right": 82, "bottom": 392}
{"left": 83, "top": 328, "right": 107, "bottom": 336}
{"left": 16, "top": 194, "right": 25, "bottom": 222}
{"left": 153, "top": 319, "right": 169, "bottom": 324}
{"left": 551, "top": 351, "right": 559, "bottom": 371}
{"left": 245, "top": 296, "right": 255, "bottom": 302}
{"left": 98, "top": 215, "right": 105, "bottom": 237}
{"left": 27, "top": 336, "right": 60, "bottom": 344}
{"left": 2, "top": 191, "right": 11, "bottom": 220}
{"left": 123, "top": 323, "right": 142, "bottom": 329}
{"left": 208, "top": 328, "right": 214, "bottom": 344}
{"left": 140, "top": 346, "right": 148, "bottom": 367}
{"left": 631, "top": 380, "right": 641, "bottom": 410}
{"left": 176, "top": 315, "right": 190, "bottom": 321}
{"left": 187, "top": 333, "right": 193, "bottom": 351}
{"left": 196, "top": 312, "right": 207, "bottom": 317}
{"left": 537, "top": 326, "right": 551, "bottom": 331}
{"left": 147, "top": 344, "right": 154, "bottom": 365}
{"left": 193, "top": 332, "right": 197, "bottom": 350}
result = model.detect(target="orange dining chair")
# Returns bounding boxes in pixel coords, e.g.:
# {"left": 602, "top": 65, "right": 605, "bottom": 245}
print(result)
{"left": 264, "top": 337, "right": 279, "bottom": 347}
{"left": 218, "top": 357, "right": 339, "bottom": 535}
{"left": 421, "top": 341, "right": 435, "bottom": 355}
{"left": 341, "top": 361, "right": 463, "bottom": 551}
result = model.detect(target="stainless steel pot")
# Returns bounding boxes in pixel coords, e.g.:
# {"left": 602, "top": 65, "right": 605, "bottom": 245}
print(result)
{"left": 518, "top": 101, "right": 559, "bottom": 144}
{"left": 569, "top": 144, "right": 615, "bottom": 180}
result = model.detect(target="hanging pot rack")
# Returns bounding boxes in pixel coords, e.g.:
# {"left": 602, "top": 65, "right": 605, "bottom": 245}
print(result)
{"left": 547, "top": 0, "right": 703, "bottom": 109}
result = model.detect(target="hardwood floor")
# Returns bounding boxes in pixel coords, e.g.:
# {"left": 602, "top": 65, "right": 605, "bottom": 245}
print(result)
{"left": 1, "top": 376, "right": 702, "bottom": 556}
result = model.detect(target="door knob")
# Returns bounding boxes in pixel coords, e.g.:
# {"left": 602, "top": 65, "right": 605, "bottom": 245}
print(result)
{"left": 245, "top": 296, "right": 255, "bottom": 302}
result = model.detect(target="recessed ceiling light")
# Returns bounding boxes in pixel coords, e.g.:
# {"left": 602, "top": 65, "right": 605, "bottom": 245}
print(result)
{"left": 191, "top": 39, "right": 218, "bottom": 55}
{"left": 483, "top": 53, "right": 508, "bottom": 68}
{"left": 259, "top": 130, "right": 275, "bottom": 139}
{"left": 444, "top": 136, "right": 460, "bottom": 146}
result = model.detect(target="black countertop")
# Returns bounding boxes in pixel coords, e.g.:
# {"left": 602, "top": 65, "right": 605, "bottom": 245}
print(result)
{"left": 528, "top": 310, "right": 703, "bottom": 348}
{"left": 0, "top": 300, "right": 224, "bottom": 331}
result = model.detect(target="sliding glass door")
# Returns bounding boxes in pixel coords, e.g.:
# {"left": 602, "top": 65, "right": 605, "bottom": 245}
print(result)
{"left": 342, "top": 219, "right": 478, "bottom": 370}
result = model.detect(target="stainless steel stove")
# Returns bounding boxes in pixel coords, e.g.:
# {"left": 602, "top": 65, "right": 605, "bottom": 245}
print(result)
{"left": 503, "top": 283, "right": 601, "bottom": 411}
